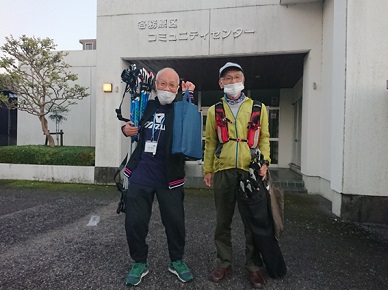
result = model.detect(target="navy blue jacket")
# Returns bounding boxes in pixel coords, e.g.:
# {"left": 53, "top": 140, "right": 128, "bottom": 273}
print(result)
{"left": 123, "top": 99, "right": 186, "bottom": 189}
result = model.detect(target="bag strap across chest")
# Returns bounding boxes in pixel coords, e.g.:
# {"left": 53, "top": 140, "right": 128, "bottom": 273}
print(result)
{"left": 215, "top": 100, "right": 262, "bottom": 148}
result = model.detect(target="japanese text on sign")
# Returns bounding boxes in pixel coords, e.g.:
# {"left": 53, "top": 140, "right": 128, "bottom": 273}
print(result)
{"left": 137, "top": 18, "right": 255, "bottom": 42}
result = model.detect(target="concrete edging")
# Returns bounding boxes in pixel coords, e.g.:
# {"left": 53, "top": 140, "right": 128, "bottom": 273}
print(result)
{"left": 0, "top": 163, "right": 95, "bottom": 184}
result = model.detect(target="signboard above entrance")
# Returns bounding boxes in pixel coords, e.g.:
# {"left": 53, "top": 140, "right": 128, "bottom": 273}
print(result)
{"left": 137, "top": 18, "right": 255, "bottom": 42}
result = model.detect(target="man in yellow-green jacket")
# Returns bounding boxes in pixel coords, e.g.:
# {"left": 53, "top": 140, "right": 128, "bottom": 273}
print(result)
{"left": 203, "top": 62, "right": 286, "bottom": 288}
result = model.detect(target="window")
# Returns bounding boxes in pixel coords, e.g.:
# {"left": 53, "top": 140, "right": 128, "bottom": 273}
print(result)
{"left": 268, "top": 107, "right": 279, "bottom": 165}
{"left": 250, "top": 89, "right": 280, "bottom": 165}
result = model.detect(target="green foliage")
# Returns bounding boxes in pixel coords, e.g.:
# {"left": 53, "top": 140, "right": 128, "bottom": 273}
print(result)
{"left": 0, "top": 179, "right": 114, "bottom": 195}
{"left": 0, "top": 35, "right": 89, "bottom": 115}
{"left": 0, "top": 73, "right": 13, "bottom": 103}
{"left": 0, "top": 91, "right": 8, "bottom": 105}
{"left": 0, "top": 73, "right": 12, "bottom": 91}
{"left": 0, "top": 145, "right": 95, "bottom": 166}
{"left": 49, "top": 105, "right": 69, "bottom": 145}
{"left": 0, "top": 35, "right": 90, "bottom": 147}
{"left": 49, "top": 105, "right": 68, "bottom": 124}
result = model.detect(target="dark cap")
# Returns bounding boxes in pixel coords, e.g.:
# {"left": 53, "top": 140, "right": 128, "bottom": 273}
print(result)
{"left": 219, "top": 62, "right": 243, "bottom": 77}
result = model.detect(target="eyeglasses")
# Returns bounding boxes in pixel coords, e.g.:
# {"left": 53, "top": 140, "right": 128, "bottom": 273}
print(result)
{"left": 156, "top": 81, "right": 179, "bottom": 91}
{"left": 221, "top": 74, "right": 244, "bottom": 84}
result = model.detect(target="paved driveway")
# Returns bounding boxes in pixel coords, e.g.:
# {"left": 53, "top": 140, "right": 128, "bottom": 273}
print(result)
{"left": 0, "top": 181, "right": 387, "bottom": 289}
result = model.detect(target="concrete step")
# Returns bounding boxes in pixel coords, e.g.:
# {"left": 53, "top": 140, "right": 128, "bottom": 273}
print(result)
{"left": 270, "top": 168, "right": 307, "bottom": 194}
{"left": 185, "top": 168, "right": 308, "bottom": 193}
{"left": 273, "top": 179, "right": 307, "bottom": 194}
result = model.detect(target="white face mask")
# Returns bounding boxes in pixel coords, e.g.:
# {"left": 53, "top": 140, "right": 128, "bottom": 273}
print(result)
{"left": 223, "top": 82, "right": 244, "bottom": 98}
{"left": 157, "top": 90, "right": 176, "bottom": 105}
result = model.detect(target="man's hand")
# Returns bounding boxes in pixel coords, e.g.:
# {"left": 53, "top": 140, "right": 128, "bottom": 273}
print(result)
{"left": 259, "top": 164, "right": 268, "bottom": 180}
{"left": 123, "top": 121, "right": 138, "bottom": 137}
{"left": 181, "top": 81, "right": 195, "bottom": 91}
{"left": 204, "top": 172, "right": 213, "bottom": 187}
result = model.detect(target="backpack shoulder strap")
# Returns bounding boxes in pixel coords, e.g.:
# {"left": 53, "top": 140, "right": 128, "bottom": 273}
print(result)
{"left": 251, "top": 100, "right": 262, "bottom": 125}
{"left": 247, "top": 100, "right": 262, "bottom": 148}
{"left": 214, "top": 101, "right": 230, "bottom": 143}
{"left": 215, "top": 101, "right": 224, "bottom": 117}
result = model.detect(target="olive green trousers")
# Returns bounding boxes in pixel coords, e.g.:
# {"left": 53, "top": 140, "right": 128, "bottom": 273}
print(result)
{"left": 213, "top": 168, "right": 262, "bottom": 271}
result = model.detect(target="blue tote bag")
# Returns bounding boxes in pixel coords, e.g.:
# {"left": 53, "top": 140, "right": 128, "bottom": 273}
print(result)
{"left": 172, "top": 91, "right": 202, "bottom": 159}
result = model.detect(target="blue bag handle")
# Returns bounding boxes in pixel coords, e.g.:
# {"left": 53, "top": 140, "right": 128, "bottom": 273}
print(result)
{"left": 183, "top": 90, "right": 192, "bottom": 103}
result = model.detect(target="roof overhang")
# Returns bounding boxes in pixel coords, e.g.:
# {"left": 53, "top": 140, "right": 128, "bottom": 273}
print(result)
{"left": 126, "top": 53, "right": 307, "bottom": 91}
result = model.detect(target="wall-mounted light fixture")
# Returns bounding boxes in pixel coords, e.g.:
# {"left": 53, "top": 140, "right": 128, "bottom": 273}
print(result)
{"left": 103, "top": 83, "right": 113, "bottom": 93}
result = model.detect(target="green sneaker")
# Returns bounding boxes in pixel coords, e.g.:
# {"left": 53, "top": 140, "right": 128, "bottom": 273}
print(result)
{"left": 168, "top": 260, "right": 193, "bottom": 283}
{"left": 125, "top": 262, "right": 149, "bottom": 286}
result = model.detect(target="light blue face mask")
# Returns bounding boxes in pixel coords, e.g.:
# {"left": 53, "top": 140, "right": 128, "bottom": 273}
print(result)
{"left": 223, "top": 82, "right": 244, "bottom": 98}
{"left": 157, "top": 90, "right": 176, "bottom": 105}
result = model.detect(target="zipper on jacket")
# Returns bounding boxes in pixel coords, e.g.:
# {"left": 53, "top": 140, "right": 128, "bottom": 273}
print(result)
{"left": 225, "top": 101, "right": 242, "bottom": 168}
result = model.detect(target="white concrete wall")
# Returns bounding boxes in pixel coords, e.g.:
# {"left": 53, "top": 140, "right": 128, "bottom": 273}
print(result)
{"left": 61, "top": 51, "right": 97, "bottom": 146}
{"left": 320, "top": 0, "right": 334, "bottom": 182}
{"left": 343, "top": 0, "right": 388, "bottom": 196}
{"left": 306, "top": 0, "right": 388, "bottom": 215}
{"left": 327, "top": 0, "right": 347, "bottom": 194}
{"left": 0, "top": 164, "right": 94, "bottom": 184}
{"left": 305, "top": 0, "right": 346, "bottom": 216}
{"left": 279, "top": 78, "right": 303, "bottom": 168}
{"left": 98, "top": 0, "right": 280, "bottom": 16}
{"left": 97, "top": 1, "right": 323, "bottom": 58}
{"left": 17, "top": 50, "right": 96, "bottom": 146}
{"left": 300, "top": 48, "right": 323, "bottom": 178}
{"left": 95, "top": 0, "right": 324, "bottom": 169}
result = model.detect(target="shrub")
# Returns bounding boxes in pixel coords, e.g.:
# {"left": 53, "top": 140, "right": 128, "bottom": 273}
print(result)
{"left": 0, "top": 145, "right": 95, "bottom": 166}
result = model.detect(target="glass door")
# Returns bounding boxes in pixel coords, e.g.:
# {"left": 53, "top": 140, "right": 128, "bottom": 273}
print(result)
{"left": 267, "top": 107, "right": 279, "bottom": 166}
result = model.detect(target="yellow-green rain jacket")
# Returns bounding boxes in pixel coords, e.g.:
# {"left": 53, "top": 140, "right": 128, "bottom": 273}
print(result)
{"left": 203, "top": 97, "right": 271, "bottom": 174}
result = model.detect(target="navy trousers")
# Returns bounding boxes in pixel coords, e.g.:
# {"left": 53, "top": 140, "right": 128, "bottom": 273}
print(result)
{"left": 125, "top": 183, "right": 186, "bottom": 263}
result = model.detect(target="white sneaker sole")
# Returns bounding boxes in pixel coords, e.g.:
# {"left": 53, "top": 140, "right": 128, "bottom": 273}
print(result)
{"left": 168, "top": 267, "right": 193, "bottom": 283}
{"left": 126, "top": 269, "right": 149, "bottom": 286}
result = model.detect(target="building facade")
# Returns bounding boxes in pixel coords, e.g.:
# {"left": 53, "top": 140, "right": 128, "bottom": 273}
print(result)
{"left": 16, "top": 0, "right": 388, "bottom": 224}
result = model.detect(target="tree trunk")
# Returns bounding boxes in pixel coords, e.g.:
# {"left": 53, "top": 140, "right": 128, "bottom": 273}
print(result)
{"left": 39, "top": 115, "right": 55, "bottom": 147}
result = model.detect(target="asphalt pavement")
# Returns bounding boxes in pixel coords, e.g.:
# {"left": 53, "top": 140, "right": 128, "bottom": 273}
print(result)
{"left": 0, "top": 180, "right": 387, "bottom": 290}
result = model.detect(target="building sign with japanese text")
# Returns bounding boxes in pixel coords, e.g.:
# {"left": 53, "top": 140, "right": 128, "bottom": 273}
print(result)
{"left": 137, "top": 18, "right": 255, "bottom": 42}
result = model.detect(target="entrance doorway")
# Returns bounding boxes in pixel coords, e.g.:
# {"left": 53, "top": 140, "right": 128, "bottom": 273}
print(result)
{"left": 268, "top": 106, "right": 279, "bottom": 166}
{"left": 127, "top": 53, "right": 306, "bottom": 167}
